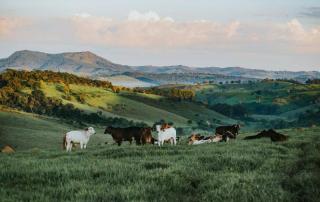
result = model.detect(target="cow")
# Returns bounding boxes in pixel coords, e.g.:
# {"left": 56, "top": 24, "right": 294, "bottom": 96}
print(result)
{"left": 188, "top": 133, "right": 229, "bottom": 145}
{"left": 244, "top": 129, "right": 288, "bottom": 142}
{"left": 215, "top": 124, "right": 240, "bottom": 138}
{"left": 104, "top": 126, "right": 153, "bottom": 146}
{"left": 63, "top": 127, "right": 96, "bottom": 152}
{"left": 156, "top": 125, "right": 176, "bottom": 147}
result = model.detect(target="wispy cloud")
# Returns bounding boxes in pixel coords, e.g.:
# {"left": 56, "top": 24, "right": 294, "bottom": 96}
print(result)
{"left": 68, "top": 11, "right": 320, "bottom": 54}
{"left": 0, "top": 17, "right": 27, "bottom": 37}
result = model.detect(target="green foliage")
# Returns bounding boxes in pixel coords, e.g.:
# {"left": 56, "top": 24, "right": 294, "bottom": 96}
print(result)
{"left": 134, "top": 87, "right": 195, "bottom": 101}
{"left": 0, "top": 69, "right": 113, "bottom": 90}
{"left": 210, "top": 103, "right": 248, "bottom": 118}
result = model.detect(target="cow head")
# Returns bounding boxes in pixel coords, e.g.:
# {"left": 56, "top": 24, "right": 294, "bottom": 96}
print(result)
{"left": 104, "top": 126, "right": 113, "bottom": 134}
{"left": 155, "top": 125, "right": 161, "bottom": 132}
{"left": 86, "top": 127, "right": 96, "bottom": 135}
{"left": 234, "top": 124, "right": 240, "bottom": 130}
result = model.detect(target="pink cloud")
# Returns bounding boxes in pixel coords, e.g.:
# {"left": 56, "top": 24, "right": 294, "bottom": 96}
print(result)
{"left": 0, "top": 17, "right": 22, "bottom": 37}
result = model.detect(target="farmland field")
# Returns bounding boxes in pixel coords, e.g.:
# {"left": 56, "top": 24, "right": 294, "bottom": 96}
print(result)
{"left": 0, "top": 109, "right": 320, "bottom": 201}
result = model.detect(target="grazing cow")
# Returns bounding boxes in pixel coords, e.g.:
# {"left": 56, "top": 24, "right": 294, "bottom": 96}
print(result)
{"left": 244, "top": 129, "right": 288, "bottom": 142}
{"left": 104, "top": 126, "right": 153, "bottom": 146}
{"left": 63, "top": 127, "right": 96, "bottom": 152}
{"left": 156, "top": 125, "right": 176, "bottom": 147}
{"left": 215, "top": 124, "right": 240, "bottom": 138}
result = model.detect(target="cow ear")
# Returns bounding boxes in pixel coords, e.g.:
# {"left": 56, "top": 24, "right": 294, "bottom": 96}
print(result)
{"left": 85, "top": 128, "right": 88, "bottom": 131}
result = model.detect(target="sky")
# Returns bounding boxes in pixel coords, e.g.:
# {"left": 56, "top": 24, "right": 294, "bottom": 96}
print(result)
{"left": 0, "top": 0, "right": 320, "bottom": 71}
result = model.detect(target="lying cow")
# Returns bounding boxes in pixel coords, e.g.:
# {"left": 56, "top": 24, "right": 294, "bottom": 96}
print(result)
{"left": 244, "top": 129, "right": 288, "bottom": 142}
{"left": 188, "top": 133, "right": 229, "bottom": 145}
{"left": 156, "top": 125, "right": 176, "bottom": 147}
{"left": 104, "top": 126, "right": 153, "bottom": 146}
{"left": 63, "top": 127, "right": 96, "bottom": 152}
{"left": 215, "top": 124, "right": 240, "bottom": 138}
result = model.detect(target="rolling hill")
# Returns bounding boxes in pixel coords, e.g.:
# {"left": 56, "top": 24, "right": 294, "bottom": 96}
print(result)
{"left": 0, "top": 50, "right": 131, "bottom": 75}
{"left": 0, "top": 69, "right": 237, "bottom": 130}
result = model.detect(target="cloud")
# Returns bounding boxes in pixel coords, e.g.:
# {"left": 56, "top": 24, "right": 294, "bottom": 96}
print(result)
{"left": 1, "top": 11, "right": 320, "bottom": 59}
{"left": 226, "top": 21, "right": 240, "bottom": 38}
{"left": 70, "top": 11, "right": 241, "bottom": 48}
{"left": 0, "top": 17, "right": 26, "bottom": 37}
{"left": 68, "top": 12, "right": 320, "bottom": 55}
{"left": 127, "top": 10, "right": 174, "bottom": 22}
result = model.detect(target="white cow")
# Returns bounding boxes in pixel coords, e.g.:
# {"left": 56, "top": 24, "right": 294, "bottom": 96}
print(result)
{"left": 156, "top": 125, "right": 177, "bottom": 147}
{"left": 63, "top": 127, "right": 96, "bottom": 152}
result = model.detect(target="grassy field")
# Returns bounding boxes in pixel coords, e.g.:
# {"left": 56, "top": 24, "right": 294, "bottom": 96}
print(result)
{"left": 0, "top": 109, "right": 320, "bottom": 201}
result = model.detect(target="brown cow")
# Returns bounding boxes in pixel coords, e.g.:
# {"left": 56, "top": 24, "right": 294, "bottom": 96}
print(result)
{"left": 104, "top": 126, "right": 153, "bottom": 146}
{"left": 244, "top": 129, "right": 288, "bottom": 142}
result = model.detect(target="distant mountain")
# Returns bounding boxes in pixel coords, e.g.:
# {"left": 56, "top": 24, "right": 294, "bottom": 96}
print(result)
{"left": 133, "top": 66, "right": 320, "bottom": 81}
{"left": 121, "top": 72, "right": 255, "bottom": 86}
{"left": 0, "top": 50, "right": 319, "bottom": 85}
{"left": 0, "top": 50, "right": 132, "bottom": 75}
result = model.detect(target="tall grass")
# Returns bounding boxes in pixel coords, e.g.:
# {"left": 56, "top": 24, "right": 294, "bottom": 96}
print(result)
{"left": 1, "top": 126, "right": 319, "bottom": 201}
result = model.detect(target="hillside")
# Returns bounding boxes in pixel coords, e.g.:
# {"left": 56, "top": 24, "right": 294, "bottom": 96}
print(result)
{"left": 0, "top": 69, "right": 235, "bottom": 129}
{"left": 1, "top": 69, "right": 319, "bottom": 132}
{"left": 145, "top": 80, "right": 320, "bottom": 129}
{"left": 1, "top": 69, "right": 320, "bottom": 202}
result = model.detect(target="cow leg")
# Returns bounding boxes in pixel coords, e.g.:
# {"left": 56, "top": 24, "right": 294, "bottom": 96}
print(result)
{"left": 174, "top": 138, "right": 177, "bottom": 145}
{"left": 84, "top": 144, "right": 87, "bottom": 149}
{"left": 117, "top": 141, "right": 122, "bottom": 146}
{"left": 80, "top": 142, "right": 83, "bottom": 149}
{"left": 67, "top": 142, "right": 72, "bottom": 152}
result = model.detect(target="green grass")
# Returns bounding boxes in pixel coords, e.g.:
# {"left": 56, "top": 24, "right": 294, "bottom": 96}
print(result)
{"left": 0, "top": 110, "right": 320, "bottom": 201}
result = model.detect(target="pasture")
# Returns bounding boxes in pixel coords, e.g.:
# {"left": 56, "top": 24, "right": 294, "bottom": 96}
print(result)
{"left": 1, "top": 110, "right": 320, "bottom": 201}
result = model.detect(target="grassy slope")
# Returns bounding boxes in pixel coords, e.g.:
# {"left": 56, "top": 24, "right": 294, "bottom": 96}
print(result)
{"left": 36, "top": 82, "right": 234, "bottom": 127}
{"left": 121, "top": 92, "right": 237, "bottom": 125}
{"left": 0, "top": 109, "right": 110, "bottom": 150}
{"left": 42, "top": 83, "right": 190, "bottom": 126}
{"left": 187, "top": 81, "right": 320, "bottom": 124}
{"left": 0, "top": 109, "right": 319, "bottom": 201}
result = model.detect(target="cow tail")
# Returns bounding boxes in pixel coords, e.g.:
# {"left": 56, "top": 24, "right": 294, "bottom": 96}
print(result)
{"left": 63, "top": 134, "right": 67, "bottom": 150}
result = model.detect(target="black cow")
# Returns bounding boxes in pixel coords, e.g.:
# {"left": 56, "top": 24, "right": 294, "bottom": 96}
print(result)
{"left": 244, "top": 129, "right": 288, "bottom": 142}
{"left": 215, "top": 124, "right": 240, "bottom": 139}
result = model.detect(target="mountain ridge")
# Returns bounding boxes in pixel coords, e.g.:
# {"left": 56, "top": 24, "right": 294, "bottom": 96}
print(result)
{"left": 0, "top": 50, "right": 319, "bottom": 83}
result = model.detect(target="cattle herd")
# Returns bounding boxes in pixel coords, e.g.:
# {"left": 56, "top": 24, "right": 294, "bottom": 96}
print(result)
{"left": 63, "top": 123, "right": 288, "bottom": 152}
